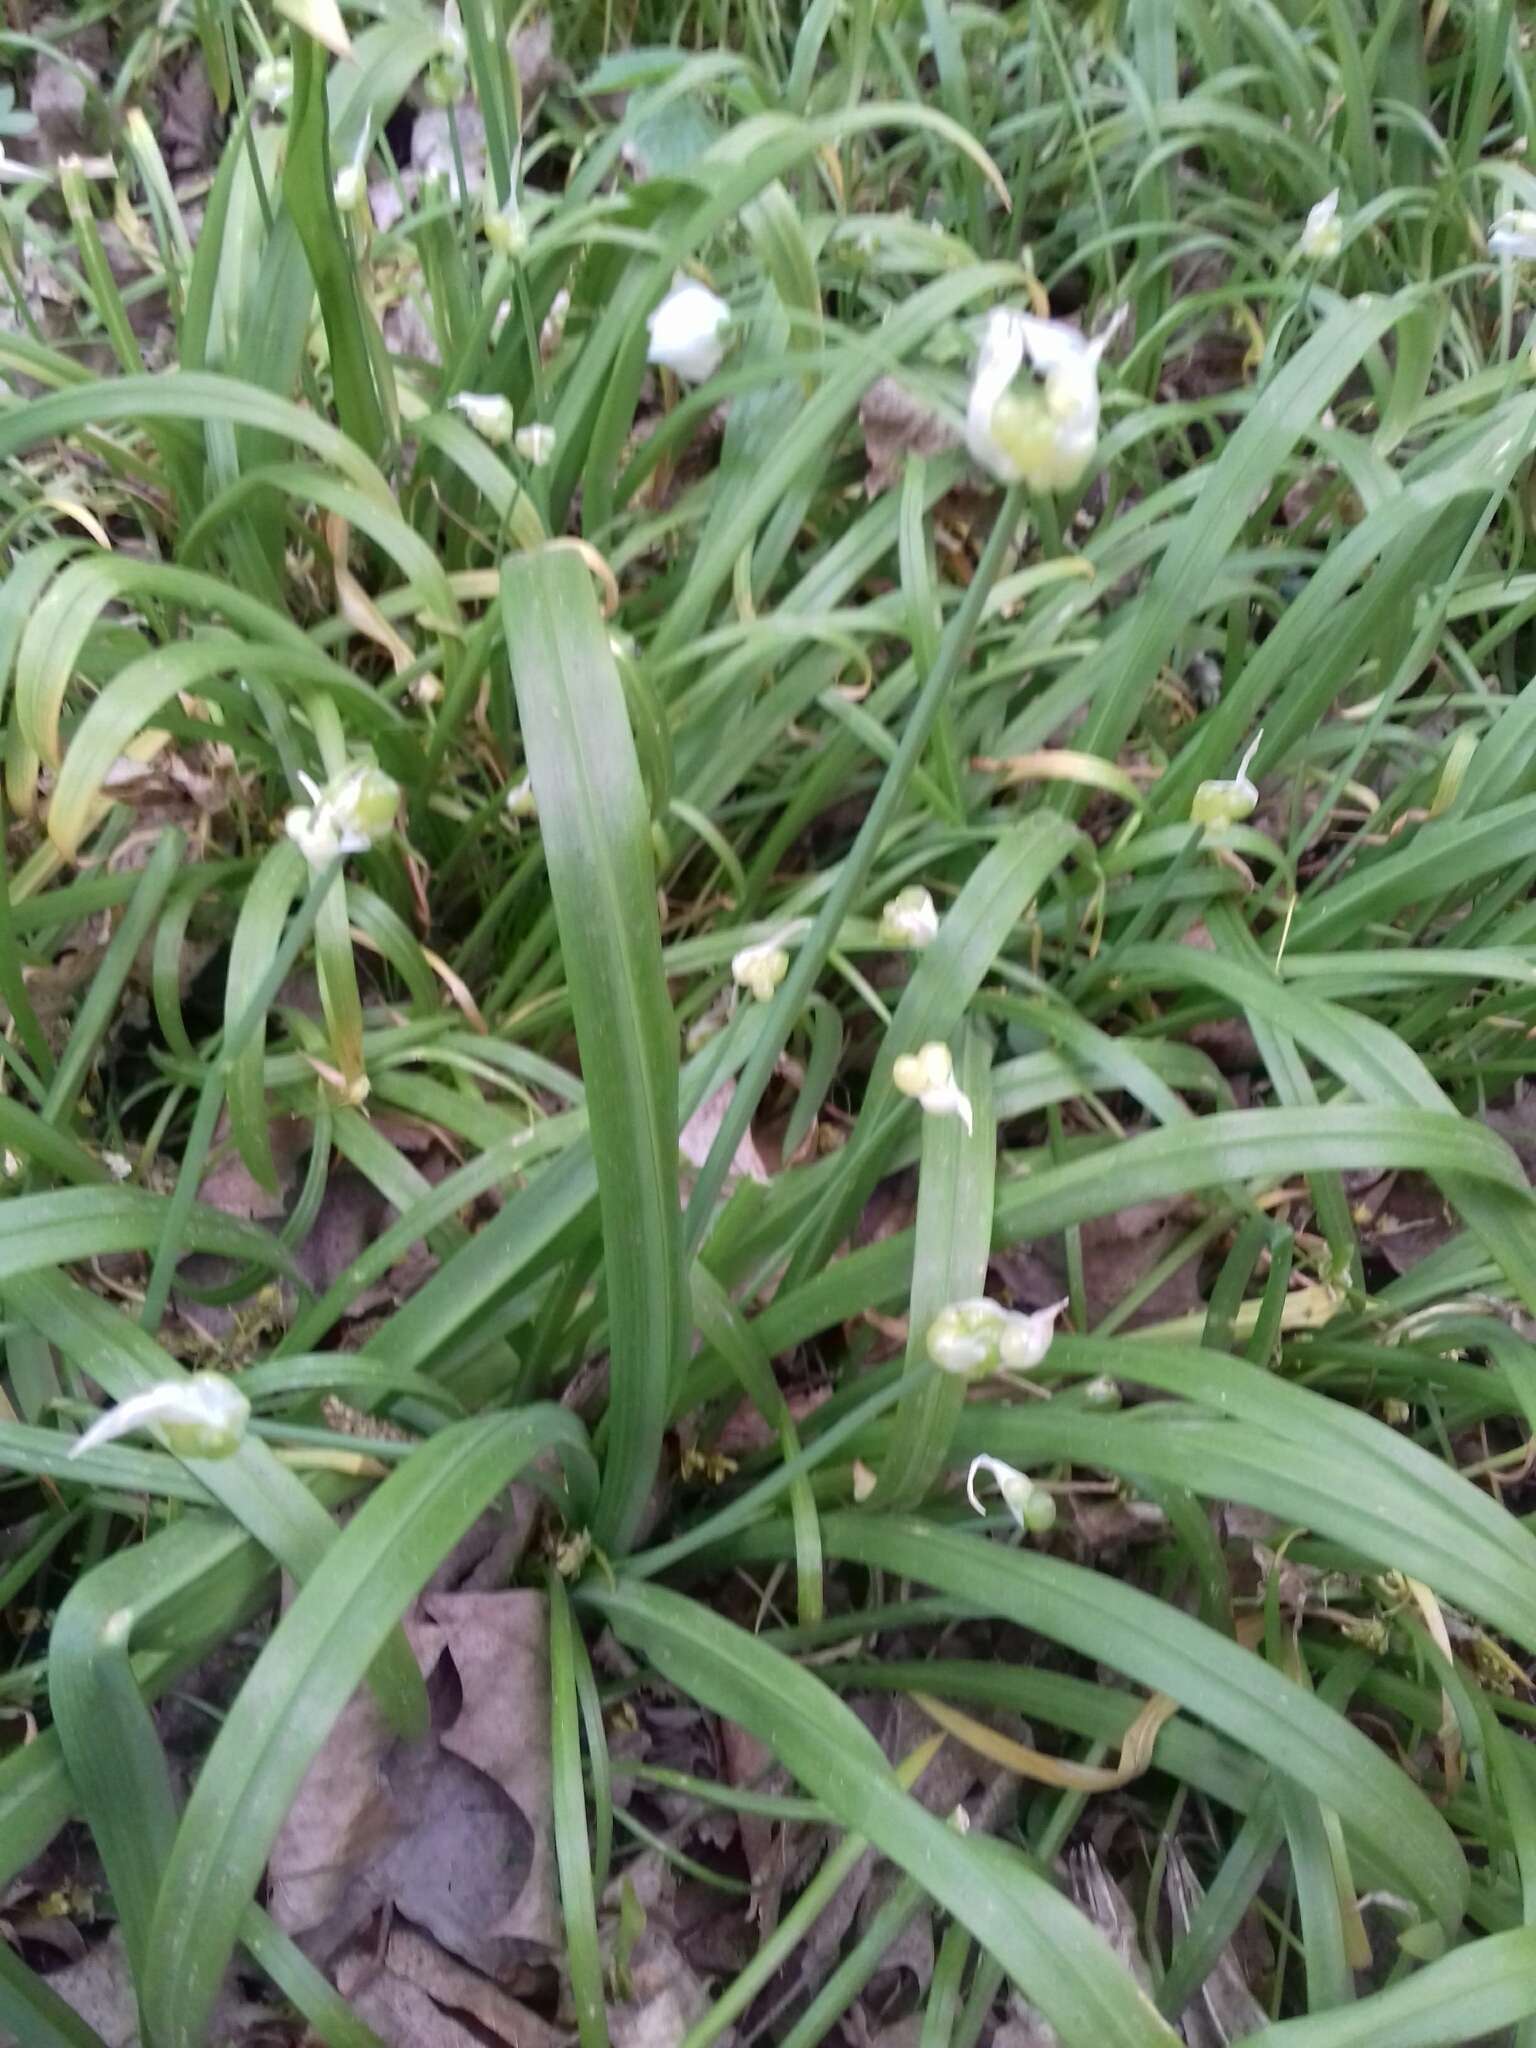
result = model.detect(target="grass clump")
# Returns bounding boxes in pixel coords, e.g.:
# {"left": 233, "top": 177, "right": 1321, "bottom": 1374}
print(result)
{"left": 2, "top": 1, "right": 1536, "bottom": 2043}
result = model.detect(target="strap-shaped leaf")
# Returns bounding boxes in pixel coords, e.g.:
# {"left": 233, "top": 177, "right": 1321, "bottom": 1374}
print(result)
{"left": 502, "top": 550, "right": 684, "bottom": 1552}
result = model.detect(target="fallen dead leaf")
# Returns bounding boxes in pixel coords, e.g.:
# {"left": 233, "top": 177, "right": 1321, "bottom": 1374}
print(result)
{"left": 334, "top": 1925, "right": 565, "bottom": 2048}
{"left": 858, "top": 376, "right": 959, "bottom": 497}
{"left": 1165, "top": 1840, "right": 1267, "bottom": 2044}
{"left": 679, "top": 1080, "right": 770, "bottom": 1190}
{"left": 269, "top": 1590, "right": 558, "bottom": 1987}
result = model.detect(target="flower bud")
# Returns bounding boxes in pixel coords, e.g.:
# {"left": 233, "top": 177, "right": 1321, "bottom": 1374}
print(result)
{"left": 1489, "top": 209, "right": 1536, "bottom": 262}
{"left": 505, "top": 775, "right": 537, "bottom": 820}
{"left": 1298, "top": 189, "right": 1343, "bottom": 262}
{"left": 926, "top": 1297, "right": 1010, "bottom": 1377}
{"left": 966, "top": 1453, "right": 1055, "bottom": 1536}
{"left": 70, "top": 1373, "right": 250, "bottom": 1462}
{"left": 333, "top": 161, "right": 366, "bottom": 214}
{"left": 451, "top": 391, "right": 515, "bottom": 445}
{"left": 878, "top": 884, "right": 939, "bottom": 949}
{"left": 732, "top": 938, "right": 790, "bottom": 1004}
{"left": 484, "top": 192, "right": 529, "bottom": 257}
{"left": 996, "top": 1297, "right": 1067, "bottom": 1372}
{"left": 1191, "top": 731, "right": 1263, "bottom": 839}
{"left": 1081, "top": 1374, "right": 1121, "bottom": 1411}
{"left": 892, "top": 1041, "right": 973, "bottom": 1134}
{"left": 646, "top": 277, "right": 731, "bottom": 384}
{"left": 515, "top": 423, "right": 557, "bottom": 467}
{"left": 252, "top": 58, "right": 293, "bottom": 109}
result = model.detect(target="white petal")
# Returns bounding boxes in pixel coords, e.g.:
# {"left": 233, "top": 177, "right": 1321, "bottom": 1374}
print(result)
{"left": 1016, "top": 313, "right": 1094, "bottom": 377}
{"left": 964, "top": 309, "right": 1028, "bottom": 482}
{"left": 646, "top": 279, "right": 730, "bottom": 384}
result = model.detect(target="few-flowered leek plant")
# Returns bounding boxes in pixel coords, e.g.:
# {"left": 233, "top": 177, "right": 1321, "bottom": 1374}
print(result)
{"left": 285, "top": 758, "right": 400, "bottom": 870}
{"left": 878, "top": 884, "right": 940, "bottom": 949}
{"left": 1191, "top": 730, "right": 1263, "bottom": 840}
{"left": 926, "top": 1295, "right": 1067, "bottom": 1377}
{"left": 965, "top": 307, "right": 1121, "bottom": 493}
{"left": 646, "top": 277, "right": 731, "bottom": 384}
{"left": 451, "top": 391, "right": 515, "bottom": 446}
{"left": 967, "top": 1453, "right": 1057, "bottom": 1535}
{"left": 1489, "top": 210, "right": 1536, "bottom": 263}
{"left": 69, "top": 1374, "right": 250, "bottom": 1462}
{"left": 892, "top": 1042, "right": 974, "bottom": 1134}
{"left": 731, "top": 937, "right": 790, "bottom": 1004}
{"left": 1298, "top": 189, "right": 1344, "bottom": 262}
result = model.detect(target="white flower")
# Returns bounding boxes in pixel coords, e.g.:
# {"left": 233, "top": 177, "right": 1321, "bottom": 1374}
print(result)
{"left": 451, "top": 391, "right": 515, "bottom": 445}
{"left": 1081, "top": 1374, "right": 1121, "bottom": 1410}
{"left": 70, "top": 1373, "right": 250, "bottom": 1462}
{"left": 333, "top": 162, "right": 365, "bottom": 213}
{"left": 101, "top": 1150, "right": 133, "bottom": 1182}
{"left": 505, "top": 775, "right": 537, "bottom": 820}
{"left": 1489, "top": 209, "right": 1536, "bottom": 262}
{"left": 926, "top": 1295, "right": 1066, "bottom": 1377}
{"left": 485, "top": 192, "right": 529, "bottom": 257}
{"left": 515, "top": 423, "right": 557, "bottom": 467}
{"left": 967, "top": 1453, "right": 1056, "bottom": 1534}
{"left": 965, "top": 307, "right": 1121, "bottom": 493}
{"left": 879, "top": 884, "right": 939, "bottom": 949}
{"left": 285, "top": 760, "right": 399, "bottom": 870}
{"left": 892, "top": 1041, "right": 973, "bottom": 1133}
{"left": 926, "top": 1297, "right": 1009, "bottom": 1375}
{"left": 996, "top": 1297, "right": 1068, "bottom": 1371}
{"left": 252, "top": 58, "right": 293, "bottom": 109}
{"left": 646, "top": 277, "right": 731, "bottom": 384}
{"left": 1190, "top": 730, "right": 1263, "bottom": 838}
{"left": 732, "top": 938, "right": 790, "bottom": 1004}
{"left": 1299, "top": 189, "right": 1343, "bottom": 262}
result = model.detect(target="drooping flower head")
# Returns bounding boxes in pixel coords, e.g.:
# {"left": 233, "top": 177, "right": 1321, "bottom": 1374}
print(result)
{"left": 1298, "top": 189, "right": 1343, "bottom": 262}
{"left": 892, "top": 1041, "right": 973, "bottom": 1133}
{"left": 879, "top": 884, "right": 940, "bottom": 949}
{"left": 647, "top": 277, "right": 731, "bottom": 384}
{"left": 451, "top": 391, "right": 515, "bottom": 445}
{"left": 70, "top": 1373, "right": 250, "bottom": 1462}
{"left": 966, "top": 307, "right": 1122, "bottom": 492}
{"left": 1489, "top": 209, "right": 1536, "bottom": 262}
{"left": 926, "top": 1295, "right": 1067, "bottom": 1377}
{"left": 1191, "top": 730, "right": 1263, "bottom": 839}
{"left": 967, "top": 1453, "right": 1057, "bottom": 1534}
{"left": 285, "top": 758, "right": 400, "bottom": 869}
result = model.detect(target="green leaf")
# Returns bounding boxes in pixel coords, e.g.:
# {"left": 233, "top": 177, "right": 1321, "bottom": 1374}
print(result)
{"left": 501, "top": 551, "right": 684, "bottom": 1553}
